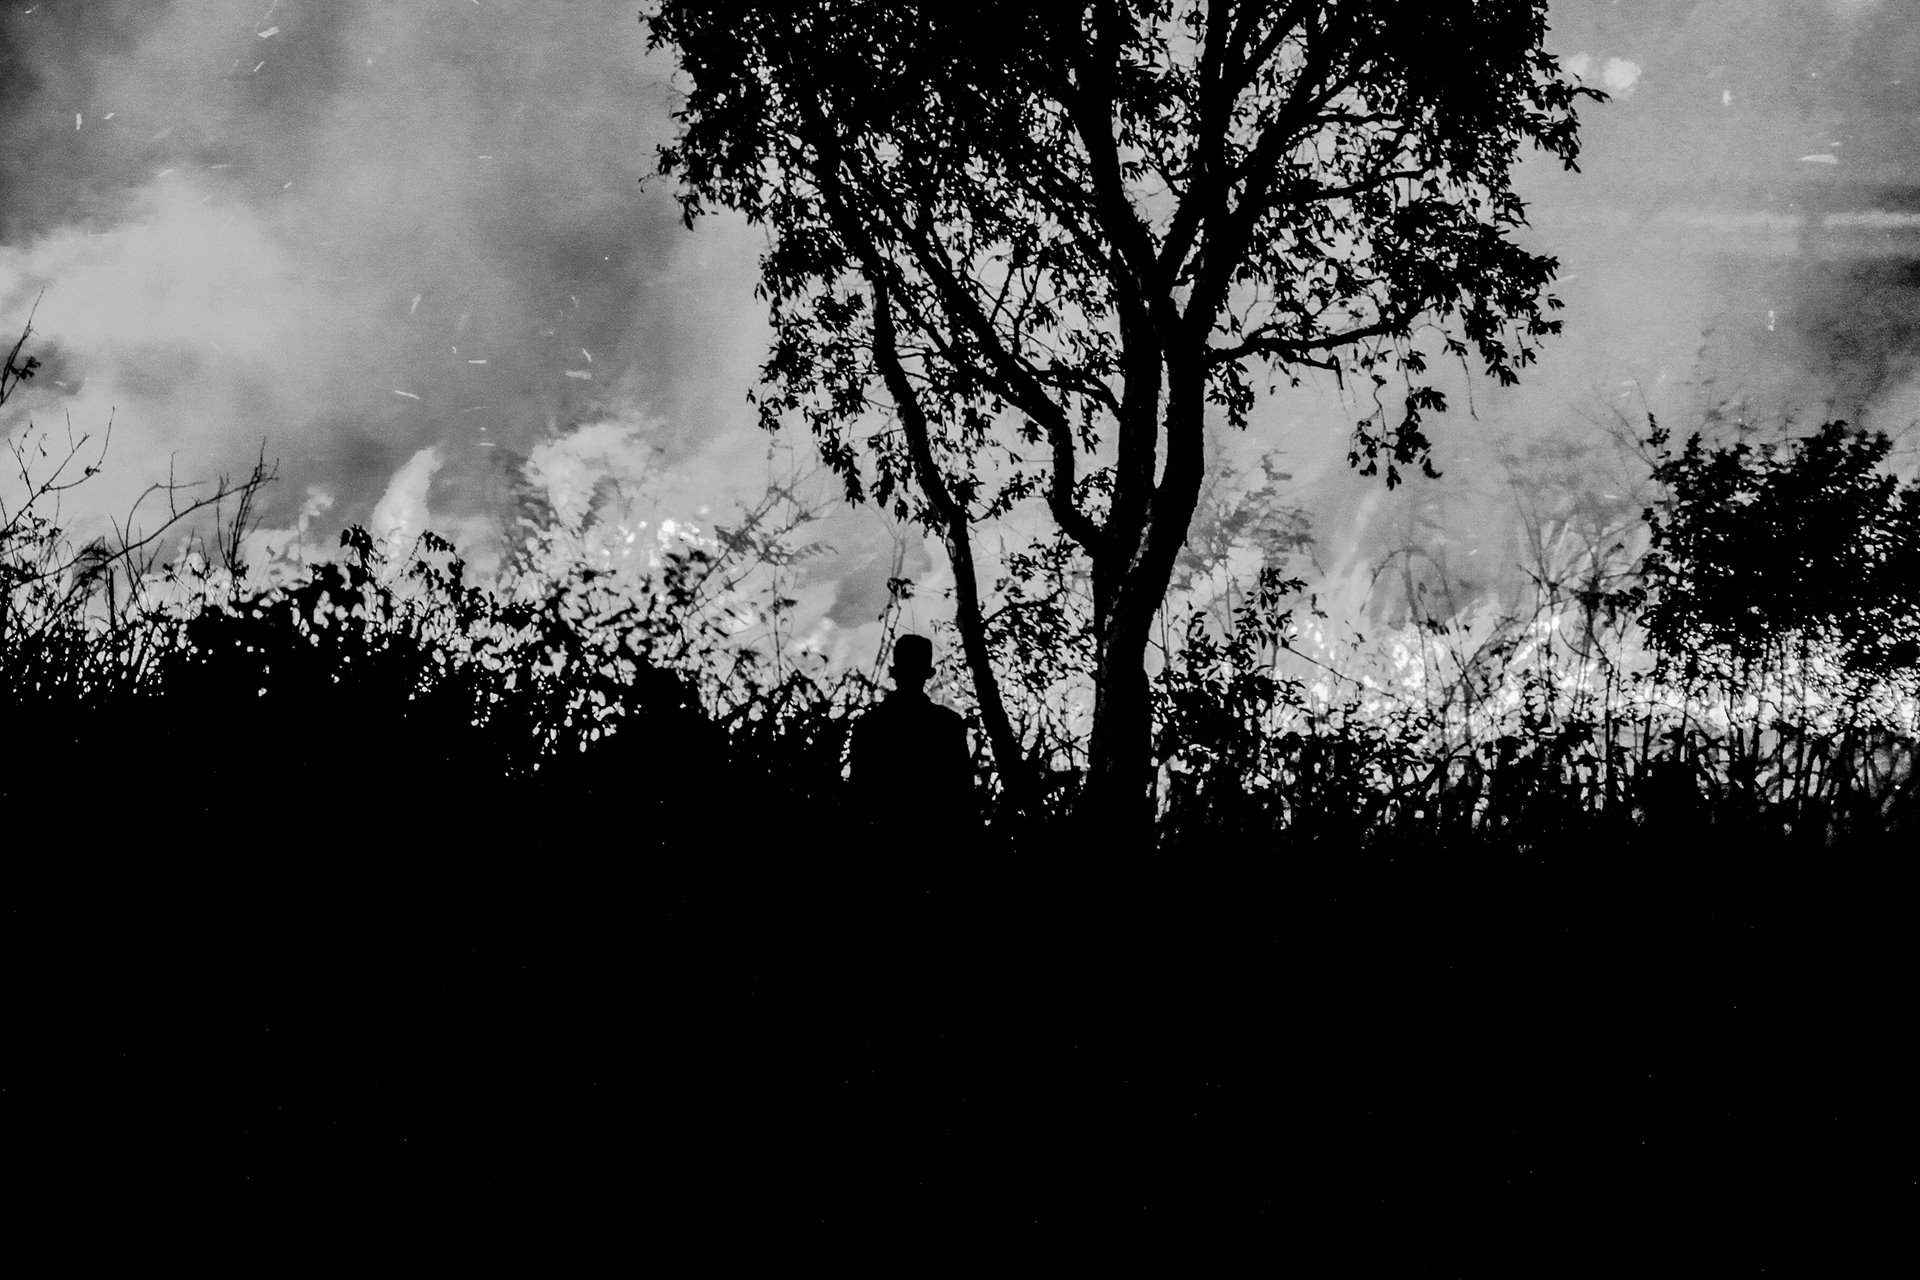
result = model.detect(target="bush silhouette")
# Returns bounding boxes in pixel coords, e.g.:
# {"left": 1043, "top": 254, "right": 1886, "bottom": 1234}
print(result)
{"left": 1641, "top": 418, "right": 1920, "bottom": 679}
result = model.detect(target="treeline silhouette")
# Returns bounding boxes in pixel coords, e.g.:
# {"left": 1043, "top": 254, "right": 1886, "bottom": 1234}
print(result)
{"left": 5, "top": 388, "right": 1916, "bottom": 1258}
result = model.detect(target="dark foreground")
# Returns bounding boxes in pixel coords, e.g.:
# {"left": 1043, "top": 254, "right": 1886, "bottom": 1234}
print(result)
{"left": 7, "top": 766, "right": 1913, "bottom": 1263}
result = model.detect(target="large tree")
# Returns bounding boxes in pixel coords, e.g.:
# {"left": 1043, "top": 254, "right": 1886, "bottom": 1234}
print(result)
{"left": 642, "top": 0, "right": 1595, "bottom": 835}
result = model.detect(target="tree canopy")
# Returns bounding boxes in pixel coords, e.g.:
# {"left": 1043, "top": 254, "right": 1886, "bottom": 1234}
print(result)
{"left": 643, "top": 0, "right": 1596, "bottom": 833}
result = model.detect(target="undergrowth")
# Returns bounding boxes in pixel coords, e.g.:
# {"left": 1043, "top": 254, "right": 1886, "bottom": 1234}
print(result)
{"left": 5, "top": 312, "right": 1918, "bottom": 863}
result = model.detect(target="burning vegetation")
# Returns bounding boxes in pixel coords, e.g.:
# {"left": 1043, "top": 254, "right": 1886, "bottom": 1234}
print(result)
{"left": 7, "top": 310, "right": 1915, "bottom": 1243}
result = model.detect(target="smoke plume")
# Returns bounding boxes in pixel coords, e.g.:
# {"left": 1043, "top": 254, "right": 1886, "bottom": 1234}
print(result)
{"left": 6, "top": 0, "right": 1920, "bottom": 667}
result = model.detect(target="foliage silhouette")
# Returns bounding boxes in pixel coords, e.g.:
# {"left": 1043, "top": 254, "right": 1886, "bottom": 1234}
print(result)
{"left": 643, "top": 0, "right": 1599, "bottom": 834}
{"left": 1640, "top": 417, "right": 1920, "bottom": 681}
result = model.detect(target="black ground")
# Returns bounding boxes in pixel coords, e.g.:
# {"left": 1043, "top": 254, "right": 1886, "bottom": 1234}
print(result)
{"left": 8, "top": 745, "right": 1912, "bottom": 1264}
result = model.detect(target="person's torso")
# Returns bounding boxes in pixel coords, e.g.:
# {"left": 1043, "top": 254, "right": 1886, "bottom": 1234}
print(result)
{"left": 852, "top": 694, "right": 968, "bottom": 799}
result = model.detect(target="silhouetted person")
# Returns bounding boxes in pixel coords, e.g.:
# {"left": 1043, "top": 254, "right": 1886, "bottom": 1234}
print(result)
{"left": 848, "top": 634, "right": 976, "bottom": 843}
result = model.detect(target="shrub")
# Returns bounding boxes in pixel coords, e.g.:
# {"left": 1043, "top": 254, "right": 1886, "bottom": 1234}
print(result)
{"left": 1640, "top": 417, "right": 1920, "bottom": 681}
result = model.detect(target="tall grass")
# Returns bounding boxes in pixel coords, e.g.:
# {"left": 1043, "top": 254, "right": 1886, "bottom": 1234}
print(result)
{"left": 6, "top": 302, "right": 1916, "bottom": 860}
{"left": 1153, "top": 417, "right": 1920, "bottom": 857}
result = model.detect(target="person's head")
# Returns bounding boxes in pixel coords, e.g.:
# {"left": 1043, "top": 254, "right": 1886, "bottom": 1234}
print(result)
{"left": 888, "top": 634, "right": 935, "bottom": 690}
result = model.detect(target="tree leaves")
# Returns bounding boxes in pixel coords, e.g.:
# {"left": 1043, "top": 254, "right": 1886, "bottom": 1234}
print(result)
{"left": 1641, "top": 419, "right": 1920, "bottom": 681}
{"left": 644, "top": 1, "right": 1593, "bottom": 819}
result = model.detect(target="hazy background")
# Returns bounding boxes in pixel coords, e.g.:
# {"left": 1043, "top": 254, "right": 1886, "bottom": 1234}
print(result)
{"left": 5, "top": 0, "right": 1919, "bottom": 667}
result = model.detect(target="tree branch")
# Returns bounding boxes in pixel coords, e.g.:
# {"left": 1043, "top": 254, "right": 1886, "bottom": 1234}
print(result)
{"left": 1206, "top": 313, "right": 1408, "bottom": 366}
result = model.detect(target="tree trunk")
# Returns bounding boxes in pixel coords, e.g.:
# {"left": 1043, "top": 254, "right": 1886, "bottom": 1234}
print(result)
{"left": 1083, "top": 585, "right": 1159, "bottom": 848}
{"left": 1078, "top": 358, "right": 1208, "bottom": 851}
{"left": 941, "top": 517, "right": 1036, "bottom": 812}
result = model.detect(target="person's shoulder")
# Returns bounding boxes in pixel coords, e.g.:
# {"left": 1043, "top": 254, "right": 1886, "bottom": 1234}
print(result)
{"left": 852, "top": 695, "right": 911, "bottom": 738}
{"left": 863, "top": 692, "right": 963, "bottom": 732}
{"left": 926, "top": 701, "right": 967, "bottom": 741}
{"left": 902, "top": 694, "right": 962, "bottom": 724}
{"left": 851, "top": 698, "right": 891, "bottom": 737}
